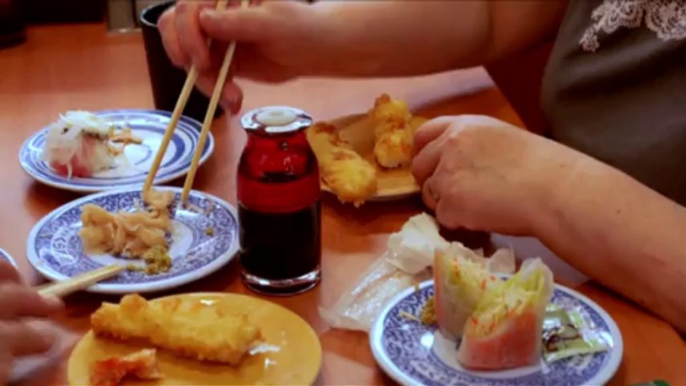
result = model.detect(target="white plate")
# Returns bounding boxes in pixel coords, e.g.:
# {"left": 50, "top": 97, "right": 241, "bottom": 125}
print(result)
{"left": 370, "top": 280, "right": 623, "bottom": 386}
{"left": 26, "top": 186, "right": 239, "bottom": 294}
{"left": 0, "top": 248, "right": 17, "bottom": 267}
{"left": 19, "top": 109, "right": 214, "bottom": 193}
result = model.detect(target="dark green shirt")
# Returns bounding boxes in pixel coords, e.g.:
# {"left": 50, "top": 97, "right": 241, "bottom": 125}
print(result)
{"left": 542, "top": 0, "right": 686, "bottom": 204}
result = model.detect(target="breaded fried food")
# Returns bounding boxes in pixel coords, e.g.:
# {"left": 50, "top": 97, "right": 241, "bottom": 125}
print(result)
{"left": 91, "top": 349, "right": 163, "bottom": 386}
{"left": 306, "top": 122, "right": 377, "bottom": 206}
{"left": 91, "top": 294, "right": 262, "bottom": 366}
{"left": 370, "top": 94, "right": 415, "bottom": 169}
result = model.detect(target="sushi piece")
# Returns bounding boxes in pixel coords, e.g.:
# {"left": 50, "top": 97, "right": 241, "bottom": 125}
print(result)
{"left": 433, "top": 247, "right": 500, "bottom": 340}
{"left": 457, "top": 258, "right": 554, "bottom": 370}
{"left": 43, "top": 110, "right": 118, "bottom": 178}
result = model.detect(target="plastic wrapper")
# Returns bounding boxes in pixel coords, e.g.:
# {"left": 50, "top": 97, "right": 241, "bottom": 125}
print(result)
{"left": 319, "top": 256, "right": 431, "bottom": 332}
{"left": 320, "top": 213, "right": 515, "bottom": 332}
{"left": 542, "top": 303, "right": 611, "bottom": 362}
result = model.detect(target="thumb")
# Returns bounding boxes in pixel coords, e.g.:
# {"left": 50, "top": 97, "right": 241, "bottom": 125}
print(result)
{"left": 199, "top": 7, "right": 277, "bottom": 42}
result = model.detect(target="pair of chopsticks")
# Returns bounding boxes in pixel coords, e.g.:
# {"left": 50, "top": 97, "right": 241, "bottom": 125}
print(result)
{"left": 40, "top": 1, "right": 248, "bottom": 298}
{"left": 37, "top": 264, "right": 124, "bottom": 298}
{"left": 143, "top": 0, "right": 248, "bottom": 203}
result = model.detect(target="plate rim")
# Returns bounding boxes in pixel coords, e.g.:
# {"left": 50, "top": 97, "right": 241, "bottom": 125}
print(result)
{"left": 25, "top": 186, "right": 239, "bottom": 294}
{"left": 0, "top": 248, "right": 17, "bottom": 268}
{"left": 67, "top": 292, "right": 323, "bottom": 386}
{"left": 18, "top": 109, "right": 215, "bottom": 193}
{"left": 369, "top": 279, "right": 624, "bottom": 386}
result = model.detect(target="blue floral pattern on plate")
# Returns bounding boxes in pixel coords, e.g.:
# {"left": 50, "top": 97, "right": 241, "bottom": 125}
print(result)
{"left": 26, "top": 187, "right": 239, "bottom": 294}
{"left": 19, "top": 109, "right": 214, "bottom": 193}
{"left": 370, "top": 281, "right": 623, "bottom": 386}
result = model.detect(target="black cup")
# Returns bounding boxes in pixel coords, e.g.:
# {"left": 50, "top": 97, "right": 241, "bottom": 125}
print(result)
{"left": 0, "top": 0, "right": 26, "bottom": 48}
{"left": 141, "top": 1, "right": 223, "bottom": 123}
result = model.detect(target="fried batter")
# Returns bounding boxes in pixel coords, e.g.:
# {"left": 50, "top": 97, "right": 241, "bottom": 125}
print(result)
{"left": 91, "top": 349, "right": 163, "bottom": 386}
{"left": 307, "top": 122, "right": 377, "bottom": 206}
{"left": 370, "top": 94, "right": 415, "bottom": 169}
{"left": 91, "top": 294, "right": 262, "bottom": 366}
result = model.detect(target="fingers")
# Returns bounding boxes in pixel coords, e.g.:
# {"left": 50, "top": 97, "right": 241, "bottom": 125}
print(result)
{"left": 158, "top": 7, "right": 188, "bottom": 68}
{"left": 0, "top": 322, "right": 55, "bottom": 356}
{"left": 412, "top": 133, "right": 445, "bottom": 187}
{"left": 435, "top": 198, "right": 463, "bottom": 230}
{"left": 0, "top": 260, "right": 21, "bottom": 284}
{"left": 195, "top": 72, "right": 244, "bottom": 114}
{"left": 199, "top": 7, "right": 276, "bottom": 42}
{"left": 0, "top": 284, "right": 62, "bottom": 319}
{"left": 421, "top": 177, "right": 439, "bottom": 212}
{"left": 175, "top": 1, "right": 215, "bottom": 71}
{"left": 413, "top": 116, "right": 454, "bottom": 155}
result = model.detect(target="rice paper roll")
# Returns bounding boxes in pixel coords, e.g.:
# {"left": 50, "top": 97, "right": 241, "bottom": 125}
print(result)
{"left": 457, "top": 258, "right": 554, "bottom": 370}
{"left": 433, "top": 248, "right": 500, "bottom": 340}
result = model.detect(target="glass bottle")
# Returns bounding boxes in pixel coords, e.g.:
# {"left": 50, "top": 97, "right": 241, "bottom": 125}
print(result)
{"left": 237, "top": 106, "right": 321, "bottom": 295}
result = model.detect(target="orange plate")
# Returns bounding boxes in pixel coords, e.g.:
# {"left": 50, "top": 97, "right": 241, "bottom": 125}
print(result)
{"left": 68, "top": 293, "right": 322, "bottom": 386}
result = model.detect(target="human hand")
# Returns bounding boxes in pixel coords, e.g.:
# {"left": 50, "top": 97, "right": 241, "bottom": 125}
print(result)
{"left": 158, "top": 0, "right": 326, "bottom": 112}
{"left": 412, "top": 116, "right": 581, "bottom": 236}
{"left": 0, "top": 261, "right": 63, "bottom": 384}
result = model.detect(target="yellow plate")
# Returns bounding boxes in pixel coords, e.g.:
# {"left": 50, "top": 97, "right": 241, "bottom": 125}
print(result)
{"left": 320, "top": 114, "right": 426, "bottom": 202}
{"left": 67, "top": 293, "right": 322, "bottom": 386}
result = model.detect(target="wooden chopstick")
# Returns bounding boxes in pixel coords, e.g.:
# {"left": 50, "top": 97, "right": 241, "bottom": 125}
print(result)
{"left": 37, "top": 264, "right": 124, "bottom": 298}
{"left": 181, "top": 0, "right": 249, "bottom": 203}
{"left": 143, "top": 0, "right": 231, "bottom": 195}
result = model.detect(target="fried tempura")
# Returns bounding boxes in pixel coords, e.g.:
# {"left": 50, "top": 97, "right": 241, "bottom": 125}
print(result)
{"left": 307, "top": 122, "right": 377, "bottom": 206}
{"left": 91, "top": 294, "right": 262, "bottom": 366}
{"left": 91, "top": 349, "right": 163, "bottom": 386}
{"left": 370, "top": 94, "right": 414, "bottom": 169}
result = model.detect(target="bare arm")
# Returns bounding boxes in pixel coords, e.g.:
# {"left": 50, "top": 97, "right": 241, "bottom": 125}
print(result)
{"left": 538, "top": 154, "right": 686, "bottom": 332}
{"left": 310, "top": 0, "right": 568, "bottom": 76}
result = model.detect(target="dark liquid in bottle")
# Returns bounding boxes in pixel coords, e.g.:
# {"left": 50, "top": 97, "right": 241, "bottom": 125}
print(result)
{"left": 237, "top": 129, "right": 321, "bottom": 295}
{"left": 239, "top": 200, "right": 321, "bottom": 281}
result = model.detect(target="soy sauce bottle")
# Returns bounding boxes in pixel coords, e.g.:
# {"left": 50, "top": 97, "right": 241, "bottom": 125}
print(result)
{"left": 237, "top": 107, "right": 321, "bottom": 295}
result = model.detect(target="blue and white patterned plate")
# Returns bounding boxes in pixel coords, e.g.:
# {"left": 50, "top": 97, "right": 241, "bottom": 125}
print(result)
{"left": 370, "top": 280, "right": 623, "bottom": 386}
{"left": 26, "top": 187, "right": 238, "bottom": 294}
{"left": 19, "top": 109, "right": 214, "bottom": 193}
{"left": 0, "top": 248, "right": 17, "bottom": 268}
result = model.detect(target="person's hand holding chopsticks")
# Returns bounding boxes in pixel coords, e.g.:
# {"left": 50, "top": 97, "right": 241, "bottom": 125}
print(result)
{"left": 158, "top": 0, "right": 483, "bottom": 113}
{"left": 0, "top": 260, "right": 63, "bottom": 385}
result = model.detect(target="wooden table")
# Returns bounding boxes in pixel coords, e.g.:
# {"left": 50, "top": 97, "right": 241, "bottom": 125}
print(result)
{"left": 1, "top": 23, "right": 684, "bottom": 385}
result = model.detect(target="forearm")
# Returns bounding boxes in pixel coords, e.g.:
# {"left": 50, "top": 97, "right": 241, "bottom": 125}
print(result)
{"left": 536, "top": 155, "right": 686, "bottom": 331}
{"left": 309, "top": 1, "right": 491, "bottom": 76}
{"left": 308, "top": 0, "right": 567, "bottom": 77}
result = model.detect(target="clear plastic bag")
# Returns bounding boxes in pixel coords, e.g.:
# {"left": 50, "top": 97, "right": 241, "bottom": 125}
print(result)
{"left": 320, "top": 213, "right": 516, "bottom": 332}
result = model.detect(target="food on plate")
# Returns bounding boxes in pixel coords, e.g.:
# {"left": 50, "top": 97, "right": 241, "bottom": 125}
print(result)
{"left": 433, "top": 248, "right": 501, "bottom": 340}
{"left": 91, "top": 294, "right": 263, "bottom": 365}
{"left": 90, "top": 348, "right": 163, "bottom": 386}
{"left": 79, "top": 189, "right": 174, "bottom": 274}
{"left": 306, "top": 122, "right": 377, "bottom": 206}
{"left": 456, "top": 258, "right": 553, "bottom": 370}
{"left": 320, "top": 213, "right": 515, "bottom": 332}
{"left": 370, "top": 94, "right": 415, "bottom": 168}
{"left": 42, "top": 110, "right": 142, "bottom": 178}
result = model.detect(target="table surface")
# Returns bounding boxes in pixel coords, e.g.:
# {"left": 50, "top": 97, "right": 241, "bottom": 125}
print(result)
{"left": 1, "top": 23, "right": 684, "bottom": 386}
